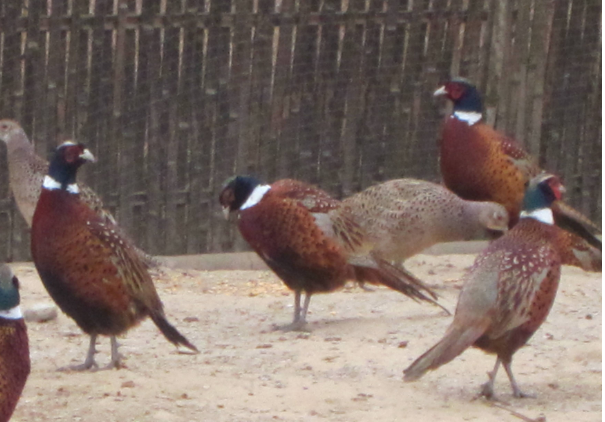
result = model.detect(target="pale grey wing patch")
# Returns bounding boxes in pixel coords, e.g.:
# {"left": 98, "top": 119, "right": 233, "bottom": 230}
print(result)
{"left": 509, "top": 156, "right": 540, "bottom": 179}
{"left": 455, "top": 250, "right": 502, "bottom": 320}
{"left": 312, "top": 212, "right": 335, "bottom": 238}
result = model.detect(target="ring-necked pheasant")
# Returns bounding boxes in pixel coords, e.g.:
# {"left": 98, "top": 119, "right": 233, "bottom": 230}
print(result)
{"left": 0, "top": 264, "right": 30, "bottom": 421}
{"left": 404, "top": 173, "right": 564, "bottom": 399}
{"left": 434, "top": 78, "right": 601, "bottom": 271}
{"left": 341, "top": 179, "right": 509, "bottom": 264}
{"left": 31, "top": 142, "right": 197, "bottom": 370}
{"left": 0, "top": 119, "right": 157, "bottom": 268}
{"left": 219, "top": 176, "right": 448, "bottom": 330}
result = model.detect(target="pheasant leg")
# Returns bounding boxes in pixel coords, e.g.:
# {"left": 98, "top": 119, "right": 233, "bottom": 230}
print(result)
{"left": 59, "top": 334, "right": 99, "bottom": 371}
{"left": 503, "top": 359, "right": 535, "bottom": 398}
{"left": 478, "top": 358, "right": 501, "bottom": 399}
{"left": 102, "top": 336, "right": 124, "bottom": 370}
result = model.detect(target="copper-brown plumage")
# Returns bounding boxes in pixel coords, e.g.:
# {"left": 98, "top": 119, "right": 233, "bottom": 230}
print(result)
{"left": 404, "top": 174, "right": 564, "bottom": 399}
{"left": 0, "top": 264, "right": 30, "bottom": 422}
{"left": 31, "top": 142, "right": 197, "bottom": 370}
{"left": 435, "top": 78, "right": 601, "bottom": 271}
{"left": 220, "top": 176, "right": 447, "bottom": 329}
{"left": 0, "top": 119, "right": 157, "bottom": 268}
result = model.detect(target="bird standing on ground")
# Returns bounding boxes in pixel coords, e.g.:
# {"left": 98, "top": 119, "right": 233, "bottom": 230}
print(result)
{"left": 0, "top": 119, "right": 157, "bottom": 268}
{"left": 220, "top": 176, "right": 448, "bottom": 330}
{"left": 0, "top": 264, "right": 30, "bottom": 422}
{"left": 404, "top": 174, "right": 564, "bottom": 399}
{"left": 434, "top": 78, "right": 601, "bottom": 271}
{"left": 341, "top": 179, "right": 509, "bottom": 264}
{"left": 31, "top": 142, "right": 197, "bottom": 370}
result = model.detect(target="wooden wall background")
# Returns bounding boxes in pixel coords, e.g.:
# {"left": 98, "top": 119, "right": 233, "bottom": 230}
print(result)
{"left": 0, "top": 0, "right": 601, "bottom": 261}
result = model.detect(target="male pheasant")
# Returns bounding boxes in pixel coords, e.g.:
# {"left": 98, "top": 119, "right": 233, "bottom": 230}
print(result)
{"left": 219, "top": 176, "right": 448, "bottom": 330}
{"left": 31, "top": 142, "right": 197, "bottom": 370}
{"left": 404, "top": 174, "right": 564, "bottom": 399}
{"left": 341, "top": 179, "right": 509, "bottom": 264}
{"left": 434, "top": 78, "right": 601, "bottom": 271}
{"left": 0, "top": 264, "right": 30, "bottom": 422}
{"left": 0, "top": 119, "right": 157, "bottom": 268}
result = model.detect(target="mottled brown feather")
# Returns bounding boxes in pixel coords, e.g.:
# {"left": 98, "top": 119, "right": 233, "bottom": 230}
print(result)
{"left": 0, "top": 318, "right": 29, "bottom": 422}
{"left": 404, "top": 218, "right": 561, "bottom": 383}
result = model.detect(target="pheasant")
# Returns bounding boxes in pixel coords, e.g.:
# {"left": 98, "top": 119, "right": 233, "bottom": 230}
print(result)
{"left": 434, "top": 78, "right": 601, "bottom": 271}
{"left": 31, "top": 142, "right": 197, "bottom": 370}
{"left": 219, "top": 175, "right": 448, "bottom": 330}
{"left": 341, "top": 179, "right": 509, "bottom": 264}
{"left": 404, "top": 173, "right": 564, "bottom": 399}
{"left": 0, "top": 119, "right": 158, "bottom": 268}
{"left": 0, "top": 264, "right": 30, "bottom": 422}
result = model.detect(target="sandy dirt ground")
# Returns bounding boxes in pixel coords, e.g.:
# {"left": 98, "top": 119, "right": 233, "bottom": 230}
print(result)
{"left": 9, "top": 254, "right": 602, "bottom": 422}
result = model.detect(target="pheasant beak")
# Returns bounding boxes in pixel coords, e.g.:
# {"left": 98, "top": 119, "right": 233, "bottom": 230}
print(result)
{"left": 80, "top": 148, "right": 96, "bottom": 163}
{"left": 433, "top": 86, "right": 447, "bottom": 97}
{"left": 222, "top": 206, "right": 231, "bottom": 220}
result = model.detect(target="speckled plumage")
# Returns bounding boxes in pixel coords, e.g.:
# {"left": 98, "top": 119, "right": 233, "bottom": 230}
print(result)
{"left": 0, "top": 264, "right": 30, "bottom": 422}
{"left": 341, "top": 179, "right": 509, "bottom": 263}
{"left": 220, "top": 176, "right": 447, "bottom": 329}
{"left": 31, "top": 143, "right": 196, "bottom": 370}
{"left": 0, "top": 119, "right": 157, "bottom": 268}
{"left": 435, "top": 79, "right": 601, "bottom": 271}
{"left": 404, "top": 174, "right": 564, "bottom": 399}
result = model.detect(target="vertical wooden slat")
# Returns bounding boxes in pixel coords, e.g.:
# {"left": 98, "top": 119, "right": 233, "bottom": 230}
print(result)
{"left": 525, "top": 0, "right": 554, "bottom": 157}
{"left": 358, "top": 0, "right": 383, "bottom": 188}
{"left": 337, "top": 0, "right": 366, "bottom": 196}
{"left": 0, "top": 2, "right": 22, "bottom": 261}
{"left": 559, "top": 0, "right": 587, "bottom": 206}
{"left": 292, "top": 1, "right": 320, "bottom": 185}
{"left": 251, "top": 0, "right": 276, "bottom": 184}
{"left": 580, "top": 0, "right": 601, "bottom": 221}
{"left": 510, "top": 0, "right": 531, "bottom": 144}
{"left": 114, "top": 0, "right": 131, "bottom": 235}
{"left": 206, "top": 0, "right": 234, "bottom": 251}
{"left": 164, "top": 0, "right": 185, "bottom": 254}
{"left": 24, "top": 0, "right": 46, "bottom": 150}
{"left": 317, "top": 0, "right": 341, "bottom": 194}
{"left": 182, "top": 8, "right": 207, "bottom": 253}
{"left": 459, "top": 0, "right": 485, "bottom": 82}
{"left": 272, "top": 0, "right": 295, "bottom": 180}
{"left": 46, "top": 0, "right": 65, "bottom": 142}
{"left": 485, "top": 0, "right": 512, "bottom": 129}
{"left": 230, "top": 0, "right": 253, "bottom": 175}
{"left": 142, "top": 0, "right": 165, "bottom": 255}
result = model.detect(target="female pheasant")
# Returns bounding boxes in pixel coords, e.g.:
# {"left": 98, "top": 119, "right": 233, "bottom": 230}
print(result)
{"left": 0, "top": 264, "right": 30, "bottom": 422}
{"left": 31, "top": 142, "right": 197, "bottom": 370}
{"left": 219, "top": 176, "right": 448, "bottom": 330}
{"left": 0, "top": 119, "right": 157, "bottom": 268}
{"left": 341, "top": 179, "right": 509, "bottom": 264}
{"left": 404, "top": 173, "right": 564, "bottom": 399}
{"left": 434, "top": 78, "right": 601, "bottom": 271}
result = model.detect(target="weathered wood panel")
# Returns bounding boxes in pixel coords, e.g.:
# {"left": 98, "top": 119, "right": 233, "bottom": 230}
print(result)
{"left": 0, "top": 0, "right": 601, "bottom": 260}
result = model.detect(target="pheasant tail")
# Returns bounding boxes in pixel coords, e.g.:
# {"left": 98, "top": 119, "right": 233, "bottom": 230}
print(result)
{"left": 404, "top": 322, "right": 488, "bottom": 381}
{"left": 354, "top": 259, "right": 450, "bottom": 314}
{"left": 150, "top": 312, "right": 198, "bottom": 352}
{"left": 552, "top": 202, "right": 601, "bottom": 251}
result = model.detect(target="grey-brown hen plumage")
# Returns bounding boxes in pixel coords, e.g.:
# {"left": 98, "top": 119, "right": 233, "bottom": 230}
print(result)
{"left": 341, "top": 179, "right": 509, "bottom": 263}
{"left": 0, "top": 119, "right": 157, "bottom": 268}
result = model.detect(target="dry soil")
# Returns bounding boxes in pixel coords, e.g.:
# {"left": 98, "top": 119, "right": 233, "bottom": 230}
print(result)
{"left": 10, "top": 253, "right": 602, "bottom": 422}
